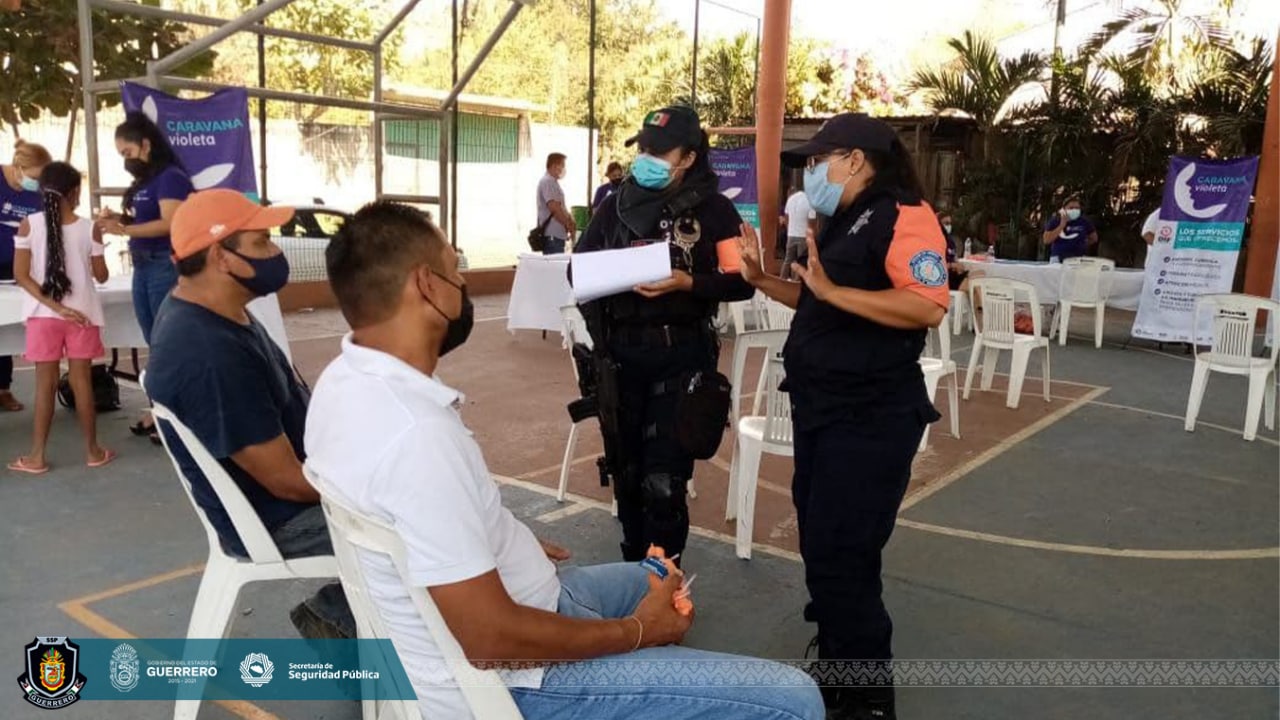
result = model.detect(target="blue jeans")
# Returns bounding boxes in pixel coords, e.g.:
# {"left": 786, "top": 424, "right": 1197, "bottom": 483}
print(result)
{"left": 130, "top": 246, "right": 179, "bottom": 344}
{"left": 542, "top": 236, "right": 567, "bottom": 255}
{"left": 510, "top": 563, "right": 824, "bottom": 720}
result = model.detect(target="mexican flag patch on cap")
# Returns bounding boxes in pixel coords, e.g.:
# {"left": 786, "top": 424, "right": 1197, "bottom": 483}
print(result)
{"left": 645, "top": 111, "right": 670, "bottom": 127}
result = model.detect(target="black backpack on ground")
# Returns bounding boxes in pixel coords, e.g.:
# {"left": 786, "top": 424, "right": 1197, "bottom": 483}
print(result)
{"left": 57, "top": 365, "right": 121, "bottom": 413}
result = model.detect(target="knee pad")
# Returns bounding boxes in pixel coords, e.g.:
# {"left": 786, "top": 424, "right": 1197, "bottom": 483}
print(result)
{"left": 641, "top": 472, "right": 682, "bottom": 504}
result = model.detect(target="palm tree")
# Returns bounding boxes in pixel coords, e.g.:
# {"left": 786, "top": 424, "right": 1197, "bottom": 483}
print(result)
{"left": 1082, "top": 0, "right": 1232, "bottom": 89}
{"left": 909, "top": 31, "right": 1046, "bottom": 159}
{"left": 1185, "top": 37, "right": 1273, "bottom": 157}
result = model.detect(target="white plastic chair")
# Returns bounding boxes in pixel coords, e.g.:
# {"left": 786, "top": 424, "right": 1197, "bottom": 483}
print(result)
{"left": 144, "top": 377, "right": 339, "bottom": 720}
{"left": 919, "top": 311, "right": 960, "bottom": 450}
{"left": 1052, "top": 257, "right": 1115, "bottom": 348}
{"left": 305, "top": 468, "right": 523, "bottom": 720}
{"left": 728, "top": 291, "right": 769, "bottom": 335}
{"left": 733, "top": 357, "right": 793, "bottom": 560}
{"left": 556, "top": 306, "right": 624, "bottom": 512}
{"left": 724, "top": 329, "right": 788, "bottom": 521}
{"left": 763, "top": 298, "right": 795, "bottom": 331}
{"left": 949, "top": 289, "right": 972, "bottom": 335}
{"left": 963, "top": 278, "right": 1051, "bottom": 410}
{"left": 1185, "top": 294, "right": 1280, "bottom": 442}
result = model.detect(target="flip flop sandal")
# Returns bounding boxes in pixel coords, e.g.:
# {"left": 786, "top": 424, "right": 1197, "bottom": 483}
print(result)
{"left": 129, "top": 420, "right": 153, "bottom": 436}
{"left": 7, "top": 458, "right": 49, "bottom": 475}
{"left": 0, "top": 392, "right": 23, "bottom": 412}
{"left": 87, "top": 449, "right": 117, "bottom": 468}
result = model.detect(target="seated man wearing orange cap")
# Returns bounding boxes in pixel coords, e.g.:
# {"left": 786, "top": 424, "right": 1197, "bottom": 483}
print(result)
{"left": 144, "top": 189, "right": 354, "bottom": 640}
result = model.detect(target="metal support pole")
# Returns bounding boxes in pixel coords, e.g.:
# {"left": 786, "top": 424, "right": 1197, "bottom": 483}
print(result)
{"left": 374, "top": 47, "right": 384, "bottom": 198}
{"left": 440, "top": 0, "right": 529, "bottom": 111}
{"left": 375, "top": 0, "right": 423, "bottom": 45}
{"left": 438, "top": 112, "right": 451, "bottom": 235}
{"left": 756, "top": 0, "right": 792, "bottom": 273}
{"left": 155, "top": 76, "right": 445, "bottom": 117}
{"left": 455, "top": 0, "right": 465, "bottom": 242}
{"left": 149, "top": 0, "right": 298, "bottom": 76}
{"left": 257, "top": 0, "right": 269, "bottom": 203}
{"left": 691, "top": 0, "right": 701, "bottom": 109}
{"left": 90, "top": 0, "right": 374, "bottom": 52}
{"left": 586, "top": 0, "right": 597, "bottom": 209}
{"left": 77, "top": 0, "right": 101, "bottom": 210}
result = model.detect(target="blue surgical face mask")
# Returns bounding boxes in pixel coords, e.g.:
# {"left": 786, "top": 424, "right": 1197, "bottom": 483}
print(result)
{"left": 631, "top": 153, "right": 673, "bottom": 190}
{"left": 19, "top": 175, "right": 39, "bottom": 192}
{"left": 803, "top": 161, "right": 847, "bottom": 217}
{"left": 226, "top": 248, "right": 291, "bottom": 297}
{"left": 1066, "top": 208, "right": 1081, "bottom": 221}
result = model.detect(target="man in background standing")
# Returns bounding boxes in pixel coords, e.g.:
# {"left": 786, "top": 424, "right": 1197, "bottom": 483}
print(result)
{"left": 593, "top": 161, "right": 625, "bottom": 210}
{"left": 537, "top": 153, "right": 575, "bottom": 254}
{"left": 781, "top": 185, "right": 815, "bottom": 280}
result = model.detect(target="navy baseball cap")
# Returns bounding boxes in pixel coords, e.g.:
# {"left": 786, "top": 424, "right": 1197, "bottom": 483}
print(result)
{"left": 625, "top": 106, "right": 703, "bottom": 154}
{"left": 781, "top": 113, "right": 898, "bottom": 168}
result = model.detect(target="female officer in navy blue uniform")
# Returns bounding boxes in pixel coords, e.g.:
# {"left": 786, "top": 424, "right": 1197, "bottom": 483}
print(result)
{"left": 738, "top": 113, "right": 949, "bottom": 720}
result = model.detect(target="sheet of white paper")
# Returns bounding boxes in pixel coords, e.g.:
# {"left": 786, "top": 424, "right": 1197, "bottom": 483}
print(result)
{"left": 571, "top": 241, "right": 673, "bottom": 302}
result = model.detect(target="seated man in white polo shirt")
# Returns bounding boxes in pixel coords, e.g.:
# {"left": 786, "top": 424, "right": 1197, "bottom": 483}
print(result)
{"left": 304, "top": 201, "right": 823, "bottom": 720}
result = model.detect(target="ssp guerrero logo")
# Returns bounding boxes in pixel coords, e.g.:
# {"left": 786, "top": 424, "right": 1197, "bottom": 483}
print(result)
{"left": 17, "top": 637, "right": 87, "bottom": 709}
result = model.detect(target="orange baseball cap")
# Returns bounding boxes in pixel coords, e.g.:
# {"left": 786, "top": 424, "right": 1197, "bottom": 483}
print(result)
{"left": 171, "top": 189, "right": 295, "bottom": 260}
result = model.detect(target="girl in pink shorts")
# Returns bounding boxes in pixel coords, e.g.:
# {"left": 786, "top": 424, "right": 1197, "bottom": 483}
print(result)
{"left": 8, "top": 162, "right": 115, "bottom": 474}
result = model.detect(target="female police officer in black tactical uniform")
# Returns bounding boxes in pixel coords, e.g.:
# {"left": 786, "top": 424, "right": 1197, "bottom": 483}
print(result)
{"left": 574, "top": 105, "right": 753, "bottom": 563}
{"left": 738, "top": 113, "right": 949, "bottom": 720}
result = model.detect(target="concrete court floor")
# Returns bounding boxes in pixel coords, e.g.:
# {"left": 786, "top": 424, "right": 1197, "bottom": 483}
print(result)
{"left": 0, "top": 295, "right": 1276, "bottom": 720}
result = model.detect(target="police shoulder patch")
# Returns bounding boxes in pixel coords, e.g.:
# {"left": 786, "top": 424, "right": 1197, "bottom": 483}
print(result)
{"left": 909, "top": 249, "right": 947, "bottom": 287}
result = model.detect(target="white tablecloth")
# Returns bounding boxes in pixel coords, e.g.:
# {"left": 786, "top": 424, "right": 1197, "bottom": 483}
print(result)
{"left": 507, "top": 253, "right": 573, "bottom": 334}
{"left": 0, "top": 275, "right": 290, "bottom": 360}
{"left": 957, "top": 259, "right": 1146, "bottom": 310}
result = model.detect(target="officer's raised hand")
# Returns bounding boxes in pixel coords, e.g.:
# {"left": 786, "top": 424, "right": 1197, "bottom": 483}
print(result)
{"left": 634, "top": 269, "right": 693, "bottom": 298}
{"left": 792, "top": 233, "right": 836, "bottom": 301}
{"left": 737, "top": 222, "right": 765, "bottom": 285}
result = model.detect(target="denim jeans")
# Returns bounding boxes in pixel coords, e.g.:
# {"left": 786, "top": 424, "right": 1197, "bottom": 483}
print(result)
{"left": 130, "top": 246, "right": 179, "bottom": 344}
{"left": 510, "top": 563, "right": 824, "bottom": 720}
{"left": 270, "top": 505, "right": 357, "bottom": 638}
{"left": 542, "top": 236, "right": 567, "bottom": 255}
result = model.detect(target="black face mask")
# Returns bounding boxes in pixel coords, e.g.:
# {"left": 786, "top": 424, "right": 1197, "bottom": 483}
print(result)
{"left": 609, "top": 177, "right": 622, "bottom": 187}
{"left": 427, "top": 276, "right": 474, "bottom": 357}
{"left": 124, "top": 158, "right": 149, "bottom": 178}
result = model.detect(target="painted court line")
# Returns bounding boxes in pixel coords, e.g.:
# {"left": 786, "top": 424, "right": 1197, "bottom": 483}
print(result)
{"left": 1087, "top": 399, "right": 1280, "bottom": 447}
{"left": 896, "top": 518, "right": 1280, "bottom": 560}
{"left": 493, "top": 474, "right": 804, "bottom": 563}
{"left": 57, "top": 572, "right": 282, "bottom": 720}
{"left": 533, "top": 501, "right": 597, "bottom": 524}
{"left": 900, "top": 386, "right": 1109, "bottom": 511}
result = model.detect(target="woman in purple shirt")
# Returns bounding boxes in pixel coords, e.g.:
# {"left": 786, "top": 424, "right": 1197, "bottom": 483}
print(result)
{"left": 0, "top": 141, "right": 52, "bottom": 412}
{"left": 99, "top": 112, "right": 193, "bottom": 438}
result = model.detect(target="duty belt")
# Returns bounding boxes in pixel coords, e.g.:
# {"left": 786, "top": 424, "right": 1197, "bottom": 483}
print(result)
{"left": 613, "top": 323, "right": 706, "bottom": 348}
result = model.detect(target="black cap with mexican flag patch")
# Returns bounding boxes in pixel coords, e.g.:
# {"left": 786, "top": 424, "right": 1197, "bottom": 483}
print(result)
{"left": 625, "top": 105, "right": 703, "bottom": 154}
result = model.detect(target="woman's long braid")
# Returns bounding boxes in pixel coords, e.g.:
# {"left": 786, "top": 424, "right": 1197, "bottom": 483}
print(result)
{"left": 39, "top": 188, "right": 72, "bottom": 303}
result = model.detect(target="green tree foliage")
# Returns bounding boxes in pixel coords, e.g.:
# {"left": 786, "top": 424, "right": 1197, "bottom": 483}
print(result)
{"left": 0, "top": 0, "right": 213, "bottom": 128}
{"left": 909, "top": 31, "right": 1045, "bottom": 160}
{"left": 398, "top": 0, "right": 900, "bottom": 172}
{"left": 917, "top": 15, "right": 1271, "bottom": 266}
{"left": 1082, "top": 0, "right": 1232, "bottom": 89}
